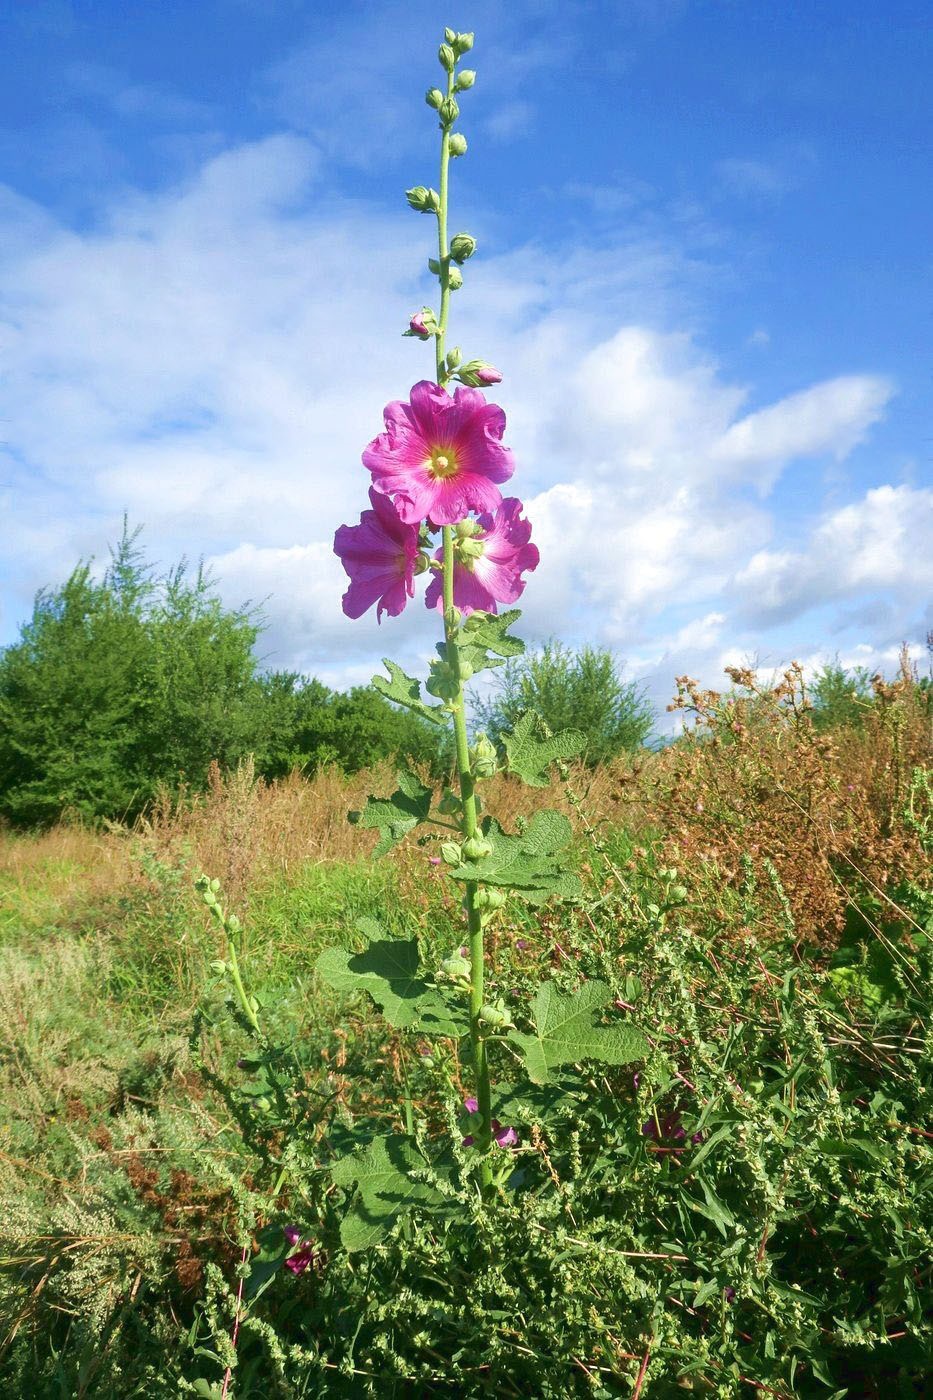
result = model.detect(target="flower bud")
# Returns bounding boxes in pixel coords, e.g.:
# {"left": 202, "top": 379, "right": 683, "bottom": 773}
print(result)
{"left": 455, "top": 518, "right": 481, "bottom": 538}
{"left": 425, "top": 87, "right": 444, "bottom": 110}
{"left": 227, "top": 913, "right": 241, "bottom": 933}
{"left": 413, "top": 551, "right": 430, "bottom": 575}
{"left": 450, "top": 232, "right": 477, "bottom": 264}
{"left": 455, "top": 32, "right": 474, "bottom": 54}
{"left": 448, "top": 133, "right": 468, "bottom": 158}
{"left": 439, "top": 96, "right": 460, "bottom": 126}
{"left": 479, "top": 886, "right": 507, "bottom": 910}
{"left": 210, "top": 877, "right": 221, "bottom": 892}
{"left": 479, "top": 1002, "right": 513, "bottom": 1028}
{"left": 406, "top": 186, "right": 440, "bottom": 214}
{"left": 447, "top": 265, "right": 463, "bottom": 291}
{"left": 209, "top": 959, "right": 227, "bottom": 975}
{"left": 457, "top": 359, "right": 502, "bottom": 387}
{"left": 440, "top": 841, "right": 462, "bottom": 866}
{"left": 462, "top": 834, "right": 492, "bottom": 861}
{"left": 458, "top": 537, "right": 484, "bottom": 560}
{"left": 438, "top": 42, "right": 455, "bottom": 71}
{"left": 455, "top": 69, "right": 476, "bottom": 91}
{"left": 444, "top": 26, "right": 457, "bottom": 43}
{"left": 470, "top": 732, "right": 498, "bottom": 778}
{"left": 458, "top": 660, "right": 474, "bottom": 681}
{"left": 427, "top": 257, "right": 441, "bottom": 275}
{"left": 405, "top": 308, "right": 436, "bottom": 339}
{"left": 439, "top": 953, "right": 471, "bottom": 979}
{"left": 446, "top": 345, "right": 462, "bottom": 370}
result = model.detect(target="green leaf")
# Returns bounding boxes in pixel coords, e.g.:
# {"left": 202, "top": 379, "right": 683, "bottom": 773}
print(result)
{"left": 457, "top": 609, "right": 525, "bottom": 658}
{"left": 504, "top": 711, "right": 586, "bottom": 788}
{"left": 508, "top": 980, "right": 648, "bottom": 1084}
{"left": 349, "top": 766, "right": 432, "bottom": 856}
{"left": 372, "top": 659, "right": 446, "bottom": 724}
{"left": 315, "top": 921, "right": 467, "bottom": 1036}
{"left": 448, "top": 810, "right": 581, "bottom": 904}
{"left": 243, "top": 1222, "right": 292, "bottom": 1302}
{"left": 331, "top": 1135, "right": 450, "bottom": 1251}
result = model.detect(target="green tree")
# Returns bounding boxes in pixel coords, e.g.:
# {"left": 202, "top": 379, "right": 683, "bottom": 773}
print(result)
{"left": 476, "top": 640, "right": 654, "bottom": 765}
{"left": 0, "top": 526, "right": 262, "bottom": 827}
{"left": 809, "top": 659, "right": 873, "bottom": 731}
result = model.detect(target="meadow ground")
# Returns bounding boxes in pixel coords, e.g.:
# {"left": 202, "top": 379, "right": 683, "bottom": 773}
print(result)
{"left": 0, "top": 668, "right": 930, "bottom": 1397}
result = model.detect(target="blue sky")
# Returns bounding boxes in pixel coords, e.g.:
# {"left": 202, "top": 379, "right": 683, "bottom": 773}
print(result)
{"left": 1, "top": 0, "right": 930, "bottom": 717}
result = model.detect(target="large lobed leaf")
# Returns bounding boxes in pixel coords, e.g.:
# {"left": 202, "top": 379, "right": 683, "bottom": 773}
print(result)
{"left": 315, "top": 919, "right": 467, "bottom": 1037}
{"left": 349, "top": 766, "right": 432, "bottom": 857}
{"left": 331, "top": 1135, "right": 451, "bottom": 1251}
{"left": 448, "top": 809, "right": 581, "bottom": 904}
{"left": 508, "top": 980, "right": 648, "bottom": 1084}
{"left": 504, "top": 711, "right": 587, "bottom": 788}
{"left": 371, "top": 659, "right": 446, "bottom": 724}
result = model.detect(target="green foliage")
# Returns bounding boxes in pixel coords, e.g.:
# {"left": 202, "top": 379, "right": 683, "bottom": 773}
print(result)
{"left": 447, "top": 809, "right": 581, "bottom": 903}
{"left": 0, "top": 526, "right": 261, "bottom": 826}
{"left": 809, "top": 657, "right": 873, "bottom": 730}
{"left": 315, "top": 920, "right": 467, "bottom": 1035}
{"left": 508, "top": 979, "right": 648, "bottom": 1083}
{"left": 503, "top": 709, "right": 586, "bottom": 786}
{"left": 477, "top": 640, "right": 654, "bottom": 764}
{"left": 348, "top": 766, "right": 433, "bottom": 856}
{"left": 331, "top": 1135, "right": 453, "bottom": 1251}
{"left": 371, "top": 659, "right": 446, "bottom": 724}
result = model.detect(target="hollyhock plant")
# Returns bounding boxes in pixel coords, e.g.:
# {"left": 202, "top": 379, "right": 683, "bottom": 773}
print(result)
{"left": 334, "top": 486, "right": 422, "bottom": 621}
{"left": 424, "top": 496, "right": 539, "bottom": 615}
{"left": 363, "top": 379, "right": 514, "bottom": 526}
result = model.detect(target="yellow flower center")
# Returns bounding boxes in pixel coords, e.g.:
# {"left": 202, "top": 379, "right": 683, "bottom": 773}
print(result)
{"left": 427, "top": 449, "right": 459, "bottom": 480}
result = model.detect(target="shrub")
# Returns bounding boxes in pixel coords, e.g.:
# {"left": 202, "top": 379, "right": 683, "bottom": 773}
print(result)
{"left": 476, "top": 641, "right": 654, "bottom": 764}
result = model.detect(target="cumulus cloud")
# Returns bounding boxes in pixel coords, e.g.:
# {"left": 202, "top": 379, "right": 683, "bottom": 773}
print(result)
{"left": 0, "top": 127, "right": 913, "bottom": 702}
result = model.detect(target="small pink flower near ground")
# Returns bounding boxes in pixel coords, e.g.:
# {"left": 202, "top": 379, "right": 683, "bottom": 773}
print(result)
{"left": 283, "top": 1225, "right": 316, "bottom": 1275}
{"left": 333, "top": 487, "right": 421, "bottom": 621}
{"left": 363, "top": 380, "right": 514, "bottom": 526}
{"left": 425, "top": 497, "right": 539, "bottom": 615}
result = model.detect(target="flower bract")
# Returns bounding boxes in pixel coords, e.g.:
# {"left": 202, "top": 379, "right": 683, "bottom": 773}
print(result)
{"left": 363, "top": 380, "right": 514, "bottom": 526}
{"left": 333, "top": 487, "right": 421, "bottom": 621}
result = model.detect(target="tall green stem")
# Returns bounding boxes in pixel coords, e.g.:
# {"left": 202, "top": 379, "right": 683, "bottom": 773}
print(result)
{"left": 435, "top": 70, "right": 492, "bottom": 1184}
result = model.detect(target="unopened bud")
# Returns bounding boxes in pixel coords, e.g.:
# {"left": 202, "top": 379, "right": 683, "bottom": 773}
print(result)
{"left": 450, "top": 233, "right": 477, "bottom": 264}
{"left": 439, "top": 96, "right": 460, "bottom": 126}
{"left": 459, "top": 660, "right": 474, "bottom": 681}
{"left": 226, "top": 913, "right": 241, "bottom": 933}
{"left": 462, "top": 834, "right": 492, "bottom": 861}
{"left": 444, "top": 27, "right": 457, "bottom": 44}
{"left": 405, "top": 308, "right": 436, "bottom": 339}
{"left": 406, "top": 186, "right": 440, "bottom": 214}
{"left": 470, "top": 732, "right": 498, "bottom": 778}
{"left": 455, "top": 32, "right": 474, "bottom": 54}
{"left": 209, "top": 959, "right": 227, "bottom": 975}
{"left": 425, "top": 87, "right": 444, "bottom": 110}
{"left": 455, "top": 69, "right": 476, "bottom": 91}
{"left": 446, "top": 345, "right": 462, "bottom": 370}
{"left": 479, "top": 1002, "right": 512, "bottom": 1028}
{"left": 448, "top": 133, "right": 468, "bottom": 158}
{"left": 457, "top": 359, "right": 502, "bottom": 387}
{"left": 440, "top": 841, "right": 462, "bottom": 866}
{"left": 458, "top": 537, "right": 484, "bottom": 560}
{"left": 455, "top": 518, "right": 481, "bottom": 538}
{"left": 447, "top": 265, "right": 463, "bottom": 291}
{"left": 440, "top": 953, "right": 471, "bottom": 979}
{"left": 438, "top": 42, "right": 455, "bottom": 72}
{"left": 209, "top": 878, "right": 221, "bottom": 892}
{"left": 413, "top": 552, "right": 430, "bottom": 575}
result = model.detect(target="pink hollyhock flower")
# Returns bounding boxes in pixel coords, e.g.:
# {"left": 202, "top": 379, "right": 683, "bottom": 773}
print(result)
{"left": 474, "top": 366, "right": 502, "bottom": 385}
{"left": 464, "top": 1096, "right": 479, "bottom": 1114}
{"left": 424, "top": 498, "right": 539, "bottom": 615}
{"left": 493, "top": 1121, "right": 518, "bottom": 1148}
{"left": 363, "top": 380, "right": 514, "bottom": 526}
{"left": 283, "top": 1225, "right": 316, "bottom": 1275}
{"left": 333, "top": 487, "right": 421, "bottom": 621}
{"left": 408, "top": 312, "right": 431, "bottom": 339}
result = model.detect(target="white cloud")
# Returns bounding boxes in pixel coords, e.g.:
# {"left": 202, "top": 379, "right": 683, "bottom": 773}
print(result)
{"left": 734, "top": 484, "right": 933, "bottom": 626}
{"left": 0, "top": 130, "right": 913, "bottom": 699}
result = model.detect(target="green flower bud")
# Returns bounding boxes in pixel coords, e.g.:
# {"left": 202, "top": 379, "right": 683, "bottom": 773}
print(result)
{"left": 438, "top": 42, "right": 455, "bottom": 72}
{"left": 458, "top": 660, "right": 474, "bottom": 681}
{"left": 209, "top": 959, "right": 227, "bottom": 975}
{"left": 455, "top": 69, "right": 476, "bottom": 91}
{"left": 406, "top": 186, "right": 440, "bottom": 214}
{"left": 226, "top": 913, "right": 241, "bottom": 933}
{"left": 462, "top": 834, "right": 492, "bottom": 861}
{"left": 447, "top": 265, "right": 464, "bottom": 291}
{"left": 425, "top": 87, "right": 444, "bottom": 110}
{"left": 202, "top": 889, "right": 217, "bottom": 907}
{"left": 455, "top": 517, "right": 481, "bottom": 538}
{"left": 455, "top": 32, "right": 474, "bottom": 54}
{"left": 439, "top": 96, "right": 460, "bottom": 126}
{"left": 440, "top": 954, "right": 471, "bottom": 979}
{"left": 427, "top": 256, "right": 441, "bottom": 275}
{"left": 254, "top": 1096, "right": 271, "bottom": 1113}
{"left": 450, "top": 232, "right": 477, "bottom": 264}
{"left": 470, "top": 732, "right": 498, "bottom": 778}
{"left": 458, "top": 537, "right": 484, "bottom": 560}
{"left": 444, "top": 27, "right": 457, "bottom": 44}
{"left": 209, "top": 877, "right": 221, "bottom": 892}
{"left": 446, "top": 345, "right": 462, "bottom": 370}
{"left": 479, "top": 1001, "right": 512, "bottom": 1028}
{"left": 448, "top": 133, "right": 468, "bottom": 158}
{"left": 440, "top": 841, "right": 462, "bottom": 866}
